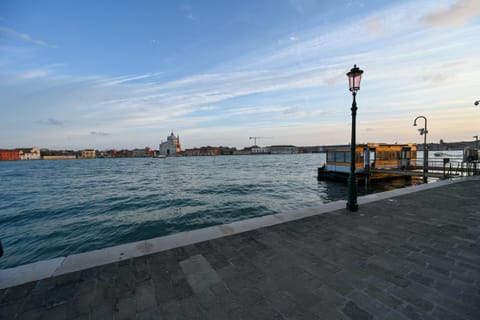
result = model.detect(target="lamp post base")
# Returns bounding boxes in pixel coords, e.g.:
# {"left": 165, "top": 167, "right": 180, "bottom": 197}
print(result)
{"left": 346, "top": 203, "right": 358, "bottom": 212}
{"left": 347, "top": 173, "right": 358, "bottom": 212}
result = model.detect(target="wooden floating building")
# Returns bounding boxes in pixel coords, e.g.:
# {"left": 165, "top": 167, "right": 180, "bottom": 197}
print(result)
{"left": 318, "top": 143, "right": 417, "bottom": 182}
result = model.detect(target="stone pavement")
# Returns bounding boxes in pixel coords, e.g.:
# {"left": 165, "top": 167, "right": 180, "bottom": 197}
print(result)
{"left": 1, "top": 178, "right": 479, "bottom": 319}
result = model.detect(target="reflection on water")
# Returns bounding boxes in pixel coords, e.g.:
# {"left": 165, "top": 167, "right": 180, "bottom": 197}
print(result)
{"left": 358, "top": 176, "right": 428, "bottom": 195}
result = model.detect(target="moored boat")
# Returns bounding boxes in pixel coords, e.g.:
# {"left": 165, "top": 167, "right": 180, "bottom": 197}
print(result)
{"left": 318, "top": 143, "right": 417, "bottom": 182}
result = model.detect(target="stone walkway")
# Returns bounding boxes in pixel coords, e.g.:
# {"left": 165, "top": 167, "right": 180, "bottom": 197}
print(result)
{"left": 1, "top": 178, "right": 479, "bottom": 319}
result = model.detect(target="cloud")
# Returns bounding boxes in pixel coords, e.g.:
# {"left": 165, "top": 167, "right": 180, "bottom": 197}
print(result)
{"left": 417, "top": 59, "right": 468, "bottom": 84}
{"left": 289, "top": 0, "right": 317, "bottom": 14}
{"left": 90, "top": 131, "right": 110, "bottom": 136}
{"left": 0, "top": 27, "right": 57, "bottom": 48}
{"left": 283, "top": 106, "right": 299, "bottom": 114}
{"left": 421, "top": 0, "right": 480, "bottom": 27}
{"left": 38, "top": 118, "right": 64, "bottom": 126}
{"left": 18, "top": 69, "right": 52, "bottom": 79}
{"left": 364, "top": 17, "right": 386, "bottom": 36}
{"left": 180, "top": 4, "right": 194, "bottom": 20}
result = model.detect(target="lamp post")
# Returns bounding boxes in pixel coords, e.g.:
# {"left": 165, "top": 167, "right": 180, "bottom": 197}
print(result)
{"left": 346, "top": 64, "right": 364, "bottom": 212}
{"left": 413, "top": 116, "right": 428, "bottom": 183}
{"left": 474, "top": 100, "right": 479, "bottom": 106}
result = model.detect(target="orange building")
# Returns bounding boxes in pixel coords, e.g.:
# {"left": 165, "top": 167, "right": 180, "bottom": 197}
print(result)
{"left": 0, "top": 149, "right": 21, "bottom": 161}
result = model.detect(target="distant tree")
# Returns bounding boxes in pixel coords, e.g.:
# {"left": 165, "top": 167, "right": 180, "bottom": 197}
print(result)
{"left": 440, "top": 139, "right": 445, "bottom": 144}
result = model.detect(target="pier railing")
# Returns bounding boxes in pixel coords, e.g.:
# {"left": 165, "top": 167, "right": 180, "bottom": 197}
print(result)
{"left": 412, "top": 156, "right": 479, "bottom": 177}
{"left": 368, "top": 154, "right": 479, "bottom": 178}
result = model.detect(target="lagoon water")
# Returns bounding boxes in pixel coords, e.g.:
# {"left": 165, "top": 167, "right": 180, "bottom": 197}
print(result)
{"left": 0, "top": 153, "right": 438, "bottom": 268}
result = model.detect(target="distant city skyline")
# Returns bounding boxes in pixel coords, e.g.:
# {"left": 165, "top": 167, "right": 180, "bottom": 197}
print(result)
{"left": 1, "top": 0, "right": 479, "bottom": 150}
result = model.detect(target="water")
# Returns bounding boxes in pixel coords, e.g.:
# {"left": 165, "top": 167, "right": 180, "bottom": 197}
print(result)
{"left": 0, "top": 153, "right": 427, "bottom": 269}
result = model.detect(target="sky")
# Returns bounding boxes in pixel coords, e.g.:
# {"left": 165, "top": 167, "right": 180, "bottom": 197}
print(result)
{"left": 1, "top": 0, "right": 479, "bottom": 150}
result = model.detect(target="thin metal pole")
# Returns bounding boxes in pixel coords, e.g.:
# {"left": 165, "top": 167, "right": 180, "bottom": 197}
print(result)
{"left": 414, "top": 116, "right": 428, "bottom": 183}
{"left": 423, "top": 129, "right": 428, "bottom": 183}
{"left": 347, "top": 91, "right": 358, "bottom": 212}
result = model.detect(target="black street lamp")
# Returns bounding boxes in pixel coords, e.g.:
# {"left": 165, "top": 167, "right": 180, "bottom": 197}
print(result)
{"left": 413, "top": 116, "right": 428, "bottom": 183}
{"left": 346, "top": 64, "right": 363, "bottom": 212}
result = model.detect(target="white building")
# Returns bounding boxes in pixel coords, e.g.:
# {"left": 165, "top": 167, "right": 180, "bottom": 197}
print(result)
{"left": 159, "top": 132, "right": 182, "bottom": 156}
{"left": 251, "top": 146, "right": 270, "bottom": 154}
{"left": 18, "top": 147, "right": 41, "bottom": 160}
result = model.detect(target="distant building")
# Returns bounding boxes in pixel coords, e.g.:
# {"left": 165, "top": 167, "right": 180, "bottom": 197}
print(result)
{"left": 117, "top": 150, "right": 134, "bottom": 157}
{"left": 183, "top": 146, "right": 220, "bottom": 156}
{"left": 297, "top": 146, "right": 321, "bottom": 153}
{"left": 81, "top": 149, "right": 96, "bottom": 159}
{"left": 43, "top": 155, "right": 76, "bottom": 160}
{"left": 159, "top": 132, "right": 181, "bottom": 156}
{"left": 251, "top": 146, "right": 270, "bottom": 154}
{"left": 132, "top": 147, "right": 156, "bottom": 157}
{"left": 17, "top": 147, "right": 41, "bottom": 160}
{"left": 269, "top": 145, "right": 298, "bottom": 154}
{"left": 233, "top": 147, "right": 253, "bottom": 155}
{"left": 0, "top": 149, "right": 21, "bottom": 161}
{"left": 41, "top": 149, "right": 77, "bottom": 160}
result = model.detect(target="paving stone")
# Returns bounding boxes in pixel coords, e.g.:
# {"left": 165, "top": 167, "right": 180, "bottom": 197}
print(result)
{"left": 0, "top": 287, "right": 7, "bottom": 304}
{"left": 45, "top": 282, "right": 77, "bottom": 308}
{"left": 17, "top": 308, "right": 43, "bottom": 320}
{"left": 431, "top": 305, "right": 470, "bottom": 320}
{"left": 341, "top": 300, "right": 373, "bottom": 320}
{"left": 0, "top": 302, "right": 21, "bottom": 319}
{"left": 133, "top": 257, "right": 151, "bottom": 283}
{"left": 384, "top": 310, "right": 410, "bottom": 320}
{"left": 136, "top": 307, "right": 164, "bottom": 320}
{"left": 319, "top": 272, "right": 355, "bottom": 296}
{"left": 347, "top": 289, "right": 391, "bottom": 318}
{"left": 70, "top": 314, "right": 89, "bottom": 320}
{"left": 365, "top": 284, "right": 403, "bottom": 310}
{"left": 313, "top": 284, "right": 346, "bottom": 307}
{"left": 399, "top": 304, "right": 435, "bottom": 320}
{"left": 90, "top": 302, "right": 115, "bottom": 320}
{"left": 179, "top": 254, "right": 221, "bottom": 294}
{"left": 135, "top": 280, "right": 156, "bottom": 312}
{"left": 2, "top": 281, "right": 36, "bottom": 305}
{"left": 367, "top": 263, "right": 410, "bottom": 288}
{"left": 114, "top": 296, "right": 135, "bottom": 320}
{"left": 39, "top": 304, "right": 67, "bottom": 320}
{"left": 152, "top": 277, "right": 177, "bottom": 304}
{"left": 388, "top": 284, "right": 434, "bottom": 312}
{"left": 98, "top": 263, "right": 119, "bottom": 282}
{"left": 407, "top": 271, "right": 434, "bottom": 287}
{"left": 54, "top": 272, "right": 81, "bottom": 287}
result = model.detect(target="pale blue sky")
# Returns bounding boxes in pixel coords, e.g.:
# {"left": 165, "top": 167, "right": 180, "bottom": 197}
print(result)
{"left": 1, "top": 0, "right": 479, "bottom": 149}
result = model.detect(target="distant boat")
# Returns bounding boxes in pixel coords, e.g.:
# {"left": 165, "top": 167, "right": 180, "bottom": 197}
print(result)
{"left": 157, "top": 154, "right": 166, "bottom": 158}
{"left": 434, "top": 152, "right": 445, "bottom": 157}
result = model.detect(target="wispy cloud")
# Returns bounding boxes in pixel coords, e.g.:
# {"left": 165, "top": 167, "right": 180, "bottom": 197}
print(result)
{"left": 38, "top": 118, "right": 64, "bottom": 126}
{"left": 364, "top": 17, "right": 386, "bottom": 36}
{"left": 0, "top": 27, "right": 57, "bottom": 48}
{"left": 180, "top": 4, "right": 194, "bottom": 20}
{"left": 421, "top": 0, "right": 480, "bottom": 27}
{"left": 90, "top": 131, "right": 110, "bottom": 136}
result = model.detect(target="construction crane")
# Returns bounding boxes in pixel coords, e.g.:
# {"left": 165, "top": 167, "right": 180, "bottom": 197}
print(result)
{"left": 249, "top": 136, "right": 271, "bottom": 146}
